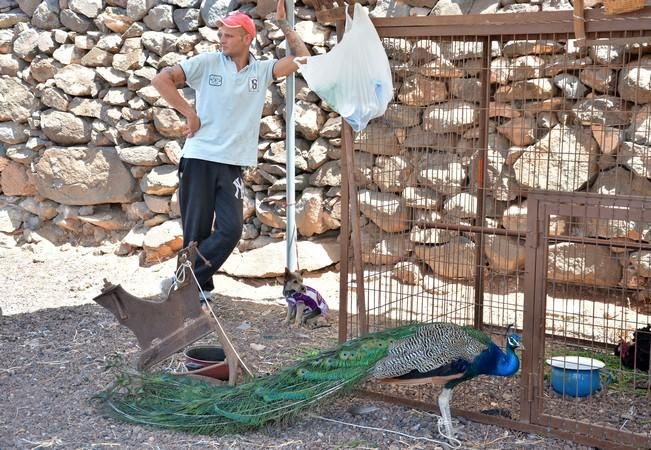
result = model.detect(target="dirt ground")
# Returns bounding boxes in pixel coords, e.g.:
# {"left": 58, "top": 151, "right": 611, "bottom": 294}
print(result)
{"left": 0, "top": 234, "right": 591, "bottom": 449}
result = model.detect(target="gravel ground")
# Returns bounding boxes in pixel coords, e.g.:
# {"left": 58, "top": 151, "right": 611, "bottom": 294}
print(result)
{"left": 0, "top": 235, "right": 592, "bottom": 449}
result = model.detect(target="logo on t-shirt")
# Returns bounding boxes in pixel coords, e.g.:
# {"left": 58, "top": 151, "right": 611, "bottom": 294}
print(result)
{"left": 209, "top": 74, "right": 223, "bottom": 87}
{"left": 248, "top": 77, "right": 259, "bottom": 92}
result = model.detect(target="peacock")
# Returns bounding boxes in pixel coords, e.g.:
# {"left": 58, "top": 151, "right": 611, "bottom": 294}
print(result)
{"left": 100, "top": 322, "right": 524, "bottom": 438}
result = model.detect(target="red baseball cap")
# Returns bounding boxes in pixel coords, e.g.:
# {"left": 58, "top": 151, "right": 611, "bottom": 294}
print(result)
{"left": 217, "top": 12, "right": 256, "bottom": 39}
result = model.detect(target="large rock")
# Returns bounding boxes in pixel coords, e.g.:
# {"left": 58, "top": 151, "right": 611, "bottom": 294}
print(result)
{"left": 628, "top": 104, "right": 651, "bottom": 146}
{"left": 579, "top": 67, "right": 615, "bottom": 94}
{"left": 618, "top": 55, "right": 651, "bottom": 104}
{"left": 69, "top": 0, "right": 103, "bottom": 18}
{"left": 372, "top": 155, "right": 412, "bottom": 193}
{"left": 484, "top": 235, "right": 526, "bottom": 274}
{"left": 502, "top": 40, "right": 563, "bottom": 57}
{"left": 361, "top": 222, "right": 410, "bottom": 265}
{"left": 117, "top": 120, "right": 161, "bottom": 144}
{"left": 423, "top": 100, "right": 478, "bottom": 133}
{"left": 34, "top": 146, "right": 136, "bottom": 205}
{"left": 296, "top": 187, "right": 339, "bottom": 236}
{"left": 358, "top": 189, "right": 410, "bottom": 233}
{"left": 0, "top": 78, "right": 35, "bottom": 121}
{"left": 581, "top": 167, "right": 651, "bottom": 241}
{"left": 81, "top": 47, "right": 113, "bottom": 66}
{"left": 402, "top": 128, "right": 458, "bottom": 150}
{"left": 354, "top": 122, "right": 401, "bottom": 155}
{"left": 0, "top": 10, "right": 29, "bottom": 28}
{"left": 496, "top": 117, "right": 537, "bottom": 146}
{"left": 127, "top": 0, "right": 154, "bottom": 20}
{"left": 431, "top": 0, "right": 472, "bottom": 15}
{"left": 309, "top": 160, "right": 340, "bottom": 187}
{"left": 547, "top": 242, "right": 621, "bottom": 287}
{"left": 99, "top": 8, "right": 134, "bottom": 33}
{"left": 78, "top": 207, "right": 132, "bottom": 230}
{"left": 508, "top": 55, "right": 544, "bottom": 81}
{"left": 200, "top": 0, "right": 231, "bottom": 27}
{"left": 416, "top": 152, "right": 466, "bottom": 195}
{"left": 553, "top": 73, "right": 587, "bottom": 100}
{"left": 142, "top": 218, "right": 183, "bottom": 265}
{"left": 401, "top": 186, "right": 443, "bottom": 210}
{"left": 143, "top": 4, "right": 174, "bottom": 31}
{"left": 153, "top": 107, "right": 186, "bottom": 137}
{"left": 52, "top": 44, "right": 86, "bottom": 65}
{"left": 513, "top": 125, "right": 598, "bottom": 192}
{"left": 141, "top": 30, "right": 177, "bottom": 56}
{"left": 220, "top": 238, "right": 340, "bottom": 277}
{"left": 414, "top": 236, "right": 476, "bottom": 280}
{"left": 40, "top": 110, "right": 92, "bottom": 144}
{"left": 139, "top": 164, "right": 178, "bottom": 195}
{"left": 32, "top": 0, "right": 60, "bottom": 29}
{"left": 30, "top": 56, "right": 59, "bottom": 82}
{"left": 1, "top": 160, "right": 36, "bottom": 196}
{"left": 398, "top": 75, "right": 447, "bottom": 106}
{"left": 17, "top": 0, "right": 39, "bottom": 16}
{"left": 54, "top": 64, "right": 97, "bottom": 96}
{"left": 295, "top": 100, "right": 326, "bottom": 140}
{"left": 494, "top": 78, "right": 556, "bottom": 102}
{"left": 117, "top": 145, "right": 159, "bottom": 166}
{"left": 573, "top": 95, "right": 630, "bottom": 127}
{"left": 449, "top": 77, "right": 482, "bottom": 102}
{"left": 295, "top": 20, "right": 329, "bottom": 46}
{"left": 13, "top": 27, "right": 38, "bottom": 61}
{"left": 0, "top": 204, "right": 25, "bottom": 232}
{"left": 60, "top": 9, "right": 92, "bottom": 32}
{"left": 0, "top": 122, "right": 29, "bottom": 144}
{"left": 617, "top": 142, "right": 651, "bottom": 179}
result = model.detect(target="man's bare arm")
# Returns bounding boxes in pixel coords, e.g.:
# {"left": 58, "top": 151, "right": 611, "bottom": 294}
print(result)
{"left": 152, "top": 65, "right": 201, "bottom": 137}
{"left": 272, "top": 0, "right": 310, "bottom": 79}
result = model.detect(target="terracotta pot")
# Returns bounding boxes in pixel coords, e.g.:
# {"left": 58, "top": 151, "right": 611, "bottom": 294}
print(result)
{"left": 183, "top": 345, "right": 230, "bottom": 381}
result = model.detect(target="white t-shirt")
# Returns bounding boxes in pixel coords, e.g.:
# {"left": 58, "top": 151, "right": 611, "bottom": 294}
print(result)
{"left": 179, "top": 52, "right": 276, "bottom": 167}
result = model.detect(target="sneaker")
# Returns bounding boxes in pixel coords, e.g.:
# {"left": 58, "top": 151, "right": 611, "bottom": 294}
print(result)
{"left": 198, "top": 290, "right": 212, "bottom": 304}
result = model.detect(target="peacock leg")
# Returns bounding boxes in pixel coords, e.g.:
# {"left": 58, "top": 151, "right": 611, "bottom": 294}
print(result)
{"left": 437, "top": 387, "right": 455, "bottom": 438}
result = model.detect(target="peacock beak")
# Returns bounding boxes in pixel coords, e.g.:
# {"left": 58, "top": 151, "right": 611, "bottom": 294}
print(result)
{"left": 518, "top": 343, "right": 525, "bottom": 351}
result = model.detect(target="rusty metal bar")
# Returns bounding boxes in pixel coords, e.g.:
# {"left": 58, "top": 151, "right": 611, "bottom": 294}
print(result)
{"left": 335, "top": 18, "right": 352, "bottom": 342}
{"left": 372, "top": 7, "right": 651, "bottom": 37}
{"left": 519, "top": 196, "right": 541, "bottom": 424}
{"left": 546, "top": 235, "right": 651, "bottom": 252}
{"left": 342, "top": 120, "right": 368, "bottom": 336}
{"left": 573, "top": 0, "right": 586, "bottom": 46}
{"left": 472, "top": 36, "right": 491, "bottom": 331}
{"left": 338, "top": 124, "right": 350, "bottom": 343}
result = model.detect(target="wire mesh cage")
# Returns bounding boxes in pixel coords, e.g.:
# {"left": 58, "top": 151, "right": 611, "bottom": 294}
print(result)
{"left": 339, "top": 6, "right": 651, "bottom": 449}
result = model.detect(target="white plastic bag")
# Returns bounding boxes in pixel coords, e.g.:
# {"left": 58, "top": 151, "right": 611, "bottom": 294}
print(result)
{"left": 297, "top": 4, "right": 393, "bottom": 132}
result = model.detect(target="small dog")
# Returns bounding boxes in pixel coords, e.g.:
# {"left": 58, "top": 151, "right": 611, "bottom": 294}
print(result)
{"left": 282, "top": 268, "right": 329, "bottom": 328}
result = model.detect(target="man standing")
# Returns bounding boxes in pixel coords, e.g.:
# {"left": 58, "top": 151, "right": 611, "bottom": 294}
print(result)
{"left": 153, "top": 0, "right": 310, "bottom": 302}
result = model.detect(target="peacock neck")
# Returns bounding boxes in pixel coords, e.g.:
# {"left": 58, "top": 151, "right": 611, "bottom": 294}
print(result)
{"left": 490, "top": 344, "right": 520, "bottom": 377}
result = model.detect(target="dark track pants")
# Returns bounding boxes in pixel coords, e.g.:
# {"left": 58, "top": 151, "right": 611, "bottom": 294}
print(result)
{"left": 178, "top": 157, "right": 244, "bottom": 291}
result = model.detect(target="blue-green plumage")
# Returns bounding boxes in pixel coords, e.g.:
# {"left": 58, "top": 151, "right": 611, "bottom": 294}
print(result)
{"left": 99, "top": 322, "right": 523, "bottom": 438}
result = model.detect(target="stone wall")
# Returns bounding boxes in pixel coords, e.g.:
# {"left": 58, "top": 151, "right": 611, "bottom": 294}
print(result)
{"left": 0, "top": 0, "right": 644, "bottom": 278}
{"left": 0, "top": 0, "right": 353, "bottom": 264}
{"left": 350, "top": 13, "right": 651, "bottom": 292}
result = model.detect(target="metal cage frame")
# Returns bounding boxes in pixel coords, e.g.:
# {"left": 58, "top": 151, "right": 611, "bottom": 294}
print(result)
{"left": 338, "top": 7, "right": 651, "bottom": 449}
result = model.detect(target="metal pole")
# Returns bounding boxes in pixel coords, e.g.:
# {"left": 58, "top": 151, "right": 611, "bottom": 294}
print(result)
{"left": 285, "top": 0, "right": 297, "bottom": 272}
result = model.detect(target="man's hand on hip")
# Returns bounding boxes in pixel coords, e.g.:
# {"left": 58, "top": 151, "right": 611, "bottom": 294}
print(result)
{"left": 184, "top": 112, "right": 201, "bottom": 138}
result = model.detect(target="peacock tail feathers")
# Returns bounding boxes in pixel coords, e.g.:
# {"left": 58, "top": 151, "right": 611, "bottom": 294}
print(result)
{"left": 99, "top": 323, "right": 424, "bottom": 434}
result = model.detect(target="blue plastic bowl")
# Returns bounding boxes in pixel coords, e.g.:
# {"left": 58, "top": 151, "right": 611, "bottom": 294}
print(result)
{"left": 546, "top": 356, "right": 611, "bottom": 397}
